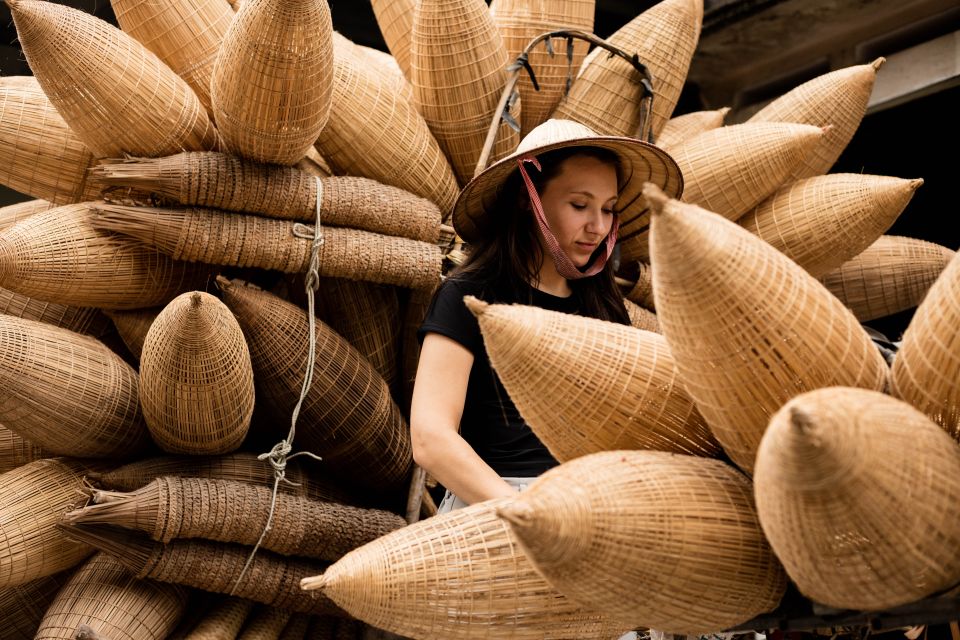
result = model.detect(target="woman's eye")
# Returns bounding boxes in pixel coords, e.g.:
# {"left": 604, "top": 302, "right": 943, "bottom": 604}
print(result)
{"left": 603, "top": 208, "right": 616, "bottom": 216}
{"left": 571, "top": 202, "right": 586, "bottom": 210}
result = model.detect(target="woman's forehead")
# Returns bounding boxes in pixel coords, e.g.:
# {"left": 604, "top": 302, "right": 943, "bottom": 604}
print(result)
{"left": 548, "top": 155, "right": 619, "bottom": 195}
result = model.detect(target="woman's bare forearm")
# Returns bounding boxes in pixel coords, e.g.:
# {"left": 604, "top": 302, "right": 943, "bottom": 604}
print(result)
{"left": 413, "top": 428, "right": 517, "bottom": 505}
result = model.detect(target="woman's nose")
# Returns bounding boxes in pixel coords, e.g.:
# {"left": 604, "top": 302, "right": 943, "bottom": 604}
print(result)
{"left": 584, "top": 207, "right": 610, "bottom": 234}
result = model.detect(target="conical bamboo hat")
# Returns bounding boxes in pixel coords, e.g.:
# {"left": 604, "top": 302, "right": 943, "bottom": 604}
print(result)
{"left": 645, "top": 183, "right": 888, "bottom": 474}
{"left": 370, "top": 0, "right": 415, "bottom": 80}
{"left": 0, "top": 571, "right": 72, "bottom": 639}
{"left": 754, "top": 387, "right": 960, "bottom": 610}
{"left": 105, "top": 308, "right": 160, "bottom": 361}
{"left": 656, "top": 107, "right": 729, "bottom": 152}
{"left": 0, "top": 198, "right": 54, "bottom": 231}
{"left": 0, "top": 424, "right": 43, "bottom": 475}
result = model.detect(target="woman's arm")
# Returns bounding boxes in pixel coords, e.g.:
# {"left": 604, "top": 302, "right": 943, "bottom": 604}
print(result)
{"left": 410, "top": 333, "right": 517, "bottom": 505}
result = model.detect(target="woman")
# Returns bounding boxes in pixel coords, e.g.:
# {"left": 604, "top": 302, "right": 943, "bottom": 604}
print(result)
{"left": 411, "top": 119, "right": 682, "bottom": 512}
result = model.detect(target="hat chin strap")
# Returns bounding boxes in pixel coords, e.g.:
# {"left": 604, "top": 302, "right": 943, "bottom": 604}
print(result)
{"left": 517, "top": 156, "right": 619, "bottom": 281}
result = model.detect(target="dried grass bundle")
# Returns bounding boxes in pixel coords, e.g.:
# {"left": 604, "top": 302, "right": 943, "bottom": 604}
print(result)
{"left": 0, "top": 571, "right": 73, "bottom": 640}
{"left": 656, "top": 107, "right": 729, "bottom": 151}
{"left": 237, "top": 607, "right": 291, "bottom": 640}
{"left": 0, "top": 198, "right": 55, "bottom": 230}
{"left": 0, "top": 286, "right": 113, "bottom": 337}
{"left": 623, "top": 299, "right": 659, "bottom": 332}
{"left": 105, "top": 308, "right": 160, "bottom": 360}
{"left": 0, "top": 424, "right": 44, "bottom": 474}
{"left": 183, "top": 597, "right": 254, "bottom": 640}
{"left": 370, "top": 0, "right": 415, "bottom": 79}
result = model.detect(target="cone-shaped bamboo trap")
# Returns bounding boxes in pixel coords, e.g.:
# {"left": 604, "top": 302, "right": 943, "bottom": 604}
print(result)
{"left": 332, "top": 31, "right": 415, "bottom": 109}
{"left": 554, "top": 0, "right": 702, "bottom": 140}
{"left": 35, "top": 553, "right": 188, "bottom": 640}
{"left": 90, "top": 154, "right": 441, "bottom": 243}
{"left": 754, "top": 387, "right": 960, "bottom": 610}
{"left": 656, "top": 107, "right": 729, "bottom": 152}
{"left": 7, "top": 0, "right": 221, "bottom": 157}
{"left": 370, "top": 0, "right": 415, "bottom": 80}
{"left": 0, "top": 571, "right": 74, "bottom": 640}
{"left": 182, "top": 596, "right": 254, "bottom": 640}
{"left": 623, "top": 298, "right": 659, "bottom": 332}
{"left": 820, "top": 236, "right": 957, "bottom": 322}
{"left": 301, "top": 497, "right": 629, "bottom": 640}
{"left": 0, "top": 198, "right": 55, "bottom": 230}
{"left": 498, "top": 451, "right": 786, "bottom": 633}
{"left": 749, "top": 59, "right": 885, "bottom": 181}
{"left": 644, "top": 183, "right": 888, "bottom": 474}
{"left": 105, "top": 308, "right": 160, "bottom": 360}
{"left": 236, "top": 607, "right": 291, "bottom": 640}
{"left": 211, "top": 0, "right": 333, "bottom": 164}
{"left": 739, "top": 174, "right": 922, "bottom": 277}
{"left": 140, "top": 292, "right": 254, "bottom": 455}
{"left": 0, "top": 286, "right": 113, "bottom": 337}
{"left": 625, "top": 262, "right": 655, "bottom": 310}
{"left": 465, "top": 297, "right": 719, "bottom": 461}
{"left": 0, "top": 424, "right": 44, "bottom": 474}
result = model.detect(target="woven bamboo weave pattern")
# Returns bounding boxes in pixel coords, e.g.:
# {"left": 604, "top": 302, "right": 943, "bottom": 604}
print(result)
{"left": 754, "top": 388, "right": 960, "bottom": 610}
{"left": 8, "top": 0, "right": 221, "bottom": 157}
{"left": 183, "top": 597, "right": 254, "bottom": 640}
{"left": 0, "top": 571, "right": 72, "bottom": 640}
{"left": 499, "top": 451, "right": 786, "bottom": 633}
{"left": 211, "top": 0, "right": 333, "bottom": 164}
{"left": 466, "top": 298, "right": 719, "bottom": 461}
{"left": 399, "top": 285, "right": 436, "bottom": 414}
{"left": 355, "top": 44, "right": 415, "bottom": 106}
{"left": 626, "top": 262, "right": 655, "bottom": 310}
{"left": 0, "top": 198, "right": 55, "bottom": 230}
{"left": 295, "top": 147, "right": 333, "bottom": 179}
{"left": 656, "top": 107, "right": 729, "bottom": 151}
{"left": 820, "top": 236, "right": 956, "bottom": 322}
{"left": 370, "top": 0, "right": 415, "bottom": 79}
{"left": 237, "top": 607, "right": 291, "bottom": 640}
{"left": 35, "top": 553, "right": 188, "bottom": 640}
{"left": 645, "top": 183, "right": 888, "bottom": 474}
{"left": 0, "top": 286, "right": 112, "bottom": 337}
{"left": 106, "top": 308, "right": 160, "bottom": 360}
{"left": 302, "top": 497, "right": 629, "bottom": 640}
{"left": 0, "top": 424, "right": 44, "bottom": 474}
{"left": 554, "top": 0, "right": 702, "bottom": 139}
{"left": 623, "top": 298, "right": 659, "bottom": 332}
{"left": 739, "top": 174, "right": 922, "bottom": 277}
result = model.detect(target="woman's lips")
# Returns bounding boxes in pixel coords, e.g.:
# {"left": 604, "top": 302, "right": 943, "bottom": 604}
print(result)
{"left": 575, "top": 242, "right": 597, "bottom": 252}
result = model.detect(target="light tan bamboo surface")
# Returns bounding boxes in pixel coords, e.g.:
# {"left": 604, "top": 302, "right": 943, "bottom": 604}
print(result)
{"left": 623, "top": 298, "right": 659, "bottom": 332}
{"left": 237, "top": 607, "right": 291, "bottom": 640}
{"left": 755, "top": 387, "right": 960, "bottom": 610}
{"left": 7, "top": 0, "right": 221, "bottom": 157}
{"left": 370, "top": 0, "right": 415, "bottom": 80}
{"left": 333, "top": 33, "right": 415, "bottom": 106}
{"left": 105, "top": 308, "right": 161, "bottom": 360}
{"left": 109, "top": 0, "right": 232, "bottom": 115}
{"left": 499, "top": 451, "right": 786, "bottom": 633}
{"left": 184, "top": 597, "right": 255, "bottom": 640}
{"left": 740, "top": 174, "right": 923, "bottom": 277}
{"left": 0, "top": 198, "right": 55, "bottom": 230}
{"left": 626, "top": 262, "right": 655, "bottom": 310}
{"left": 466, "top": 297, "right": 718, "bottom": 461}
{"left": 644, "top": 183, "right": 888, "bottom": 474}
{"left": 211, "top": 0, "right": 333, "bottom": 164}
{"left": 821, "top": 236, "right": 957, "bottom": 322}
{"left": 554, "top": 0, "right": 702, "bottom": 140}
{"left": 489, "top": 0, "right": 594, "bottom": 136}
{"left": 892, "top": 251, "right": 960, "bottom": 440}
{"left": 90, "top": 154, "right": 442, "bottom": 243}
{"left": 0, "top": 80, "right": 100, "bottom": 205}
{"left": 749, "top": 59, "right": 885, "bottom": 180}
{"left": 656, "top": 107, "right": 729, "bottom": 151}
{"left": 0, "top": 570, "right": 73, "bottom": 640}
{"left": 35, "top": 553, "right": 187, "bottom": 640}
{"left": 0, "top": 286, "right": 113, "bottom": 337}
{"left": 0, "top": 424, "right": 44, "bottom": 474}
{"left": 301, "top": 497, "right": 630, "bottom": 640}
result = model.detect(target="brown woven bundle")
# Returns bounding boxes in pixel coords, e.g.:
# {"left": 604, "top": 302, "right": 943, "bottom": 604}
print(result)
{"left": 218, "top": 279, "right": 413, "bottom": 491}
{"left": 623, "top": 299, "right": 659, "bottom": 333}
{"left": 105, "top": 308, "right": 160, "bottom": 360}
{"left": 295, "top": 147, "right": 333, "bottom": 179}
{"left": 35, "top": 553, "right": 188, "bottom": 640}
{"left": 554, "top": 0, "right": 702, "bottom": 139}
{"left": 91, "top": 153, "right": 441, "bottom": 243}
{"left": 626, "top": 262, "right": 655, "bottom": 310}
{"left": 305, "top": 618, "right": 366, "bottom": 640}
{"left": 0, "top": 198, "right": 55, "bottom": 230}
{"left": 656, "top": 107, "right": 729, "bottom": 152}
{"left": 301, "top": 497, "right": 629, "bottom": 639}
{"left": 184, "top": 597, "right": 255, "bottom": 640}
{"left": 237, "top": 608, "right": 291, "bottom": 640}
{"left": 821, "top": 236, "right": 957, "bottom": 322}
{"left": 754, "top": 387, "right": 960, "bottom": 610}
{"left": 498, "top": 451, "right": 786, "bottom": 633}
{"left": 7, "top": 0, "right": 221, "bottom": 158}
{"left": 749, "top": 59, "right": 885, "bottom": 181}
{"left": 466, "top": 297, "right": 719, "bottom": 461}
{"left": 370, "top": 0, "right": 415, "bottom": 79}
{"left": 399, "top": 286, "right": 436, "bottom": 415}
{"left": 278, "top": 615, "right": 311, "bottom": 640}
{"left": 0, "top": 571, "right": 73, "bottom": 640}
{"left": 0, "top": 424, "right": 44, "bottom": 474}
{"left": 0, "top": 315, "right": 150, "bottom": 458}
{"left": 0, "top": 286, "right": 113, "bottom": 337}
{"left": 645, "top": 183, "right": 889, "bottom": 473}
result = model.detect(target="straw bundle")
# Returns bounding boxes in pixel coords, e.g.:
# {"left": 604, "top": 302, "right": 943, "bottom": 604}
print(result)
{"left": 91, "top": 154, "right": 441, "bottom": 243}
{"left": 184, "top": 597, "right": 254, "bottom": 640}
{"left": 554, "top": 0, "right": 702, "bottom": 140}
{"left": 645, "top": 183, "right": 888, "bottom": 474}
{"left": 739, "top": 174, "right": 923, "bottom": 277}
{"left": 623, "top": 298, "right": 659, "bottom": 332}
{"left": 749, "top": 59, "right": 885, "bottom": 180}
{"left": 626, "top": 262, "right": 655, "bottom": 310}
{"left": 218, "top": 279, "right": 413, "bottom": 491}
{"left": 821, "top": 236, "right": 957, "bottom": 322}
{"left": 105, "top": 308, "right": 160, "bottom": 360}
{"left": 489, "top": 0, "right": 594, "bottom": 136}
{"left": 0, "top": 571, "right": 73, "bottom": 640}
{"left": 0, "top": 287, "right": 113, "bottom": 337}
{"left": 410, "top": 0, "right": 519, "bottom": 185}
{"left": 237, "top": 608, "right": 291, "bottom": 640}
{"left": 35, "top": 553, "right": 187, "bottom": 640}
{"left": 7, "top": 0, "right": 221, "bottom": 157}
{"left": 211, "top": 0, "right": 333, "bottom": 164}
{"left": 0, "top": 424, "right": 44, "bottom": 474}
{"left": 656, "top": 107, "right": 729, "bottom": 152}
{"left": 466, "top": 297, "right": 719, "bottom": 460}
{"left": 754, "top": 387, "right": 960, "bottom": 610}
{"left": 0, "top": 198, "right": 55, "bottom": 230}
{"left": 891, "top": 251, "right": 960, "bottom": 440}
{"left": 370, "top": 0, "right": 415, "bottom": 79}
{"left": 498, "top": 451, "right": 786, "bottom": 633}
{"left": 301, "top": 497, "right": 629, "bottom": 640}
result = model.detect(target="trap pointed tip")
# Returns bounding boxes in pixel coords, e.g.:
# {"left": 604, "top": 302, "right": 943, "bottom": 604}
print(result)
{"left": 463, "top": 295, "right": 489, "bottom": 318}
{"left": 300, "top": 573, "right": 329, "bottom": 592}
{"left": 909, "top": 178, "right": 924, "bottom": 191}
{"left": 642, "top": 182, "right": 671, "bottom": 216}
{"left": 214, "top": 275, "right": 233, "bottom": 290}
{"left": 871, "top": 57, "right": 886, "bottom": 71}
{"left": 496, "top": 499, "right": 535, "bottom": 529}
{"left": 789, "top": 405, "right": 815, "bottom": 434}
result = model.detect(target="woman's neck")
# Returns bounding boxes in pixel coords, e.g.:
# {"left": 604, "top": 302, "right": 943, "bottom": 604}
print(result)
{"left": 532, "top": 256, "right": 573, "bottom": 297}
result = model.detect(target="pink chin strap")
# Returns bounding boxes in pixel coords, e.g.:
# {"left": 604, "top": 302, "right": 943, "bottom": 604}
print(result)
{"left": 517, "top": 156, "right": 619, "bottom": 280}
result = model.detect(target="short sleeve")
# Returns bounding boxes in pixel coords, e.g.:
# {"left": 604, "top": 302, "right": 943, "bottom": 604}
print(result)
{"left": 417, "top": 278, "right": 484, "bottom": 355}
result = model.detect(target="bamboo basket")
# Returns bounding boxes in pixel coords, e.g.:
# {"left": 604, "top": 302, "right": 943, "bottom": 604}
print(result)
{"left": 0, "top": 286, "right": 113, "bottom": 337}
{"left": 183, "top": 597, "right": 255, "bottom": 640}
{"left": 626, "top": 262, "right": 655, "bottom": 310}
{"left": 0, "top": 571, "right": 73, "bottom": 640}
{"left": 0, "top": 424, "right": 44, "bottom": 474}
{"left": 656, "top": 107, "right": 729, "bottom": 152}
{"left": 754, "top": 387, "right": 960, "bottom": 610}
{"left": 644, "top": 183, "right": 888, "bottom": 474}
{"left": 623, "top": 298, "right": 659, "bottom": 332}
{"left": 301, "top": 498, "right": 630, "bottom": 640}
{"left": 238, "top": 608, "right": 291, "bottom": 640}
{"left": 739, "top": 174, "right": 923, "bottom": 277}
{"left": 554, "top": 0, "right": 702, "bottom": 140}
{"left": 498, "top": 451, "right": 787, "bottom": 633}
{"left": 35, "top": 553, "right": 188, "bottom": 640}
{"left": 211, "top": 0, "right": 333, "bottom": 164}
{"left": 370, "top": 0, "right": 415, "bottom": 80}
{"left": 821, "top": 236, "right": 957, "bottom": 322}
{"left": 355, "top": 44, "right": 415, "bottom": 106}
{"left": 7, "top": 0, "right": 221, "bottom": 157}
{"left": 489, "top": 0, "right": 594, "bottom": 136}
{"left": 106, "top": 308, "right": 161, "bottom": 360}
{"left": 465, "top": 297, "right": 719, "bottom": 461}
{"left": 891, "top": 251, "right": 960, "bottom": 440}
{"left": 749, "top": 59, "right": 885, "bottom": 180}
{"left": 91, "top": 154, "right": 442, "bottom": 243}
{"left": 410, "top": 0, "right": 519, "bottom": 186}
{"left": 0, "top": 198, "right": 55, "bottom": 230}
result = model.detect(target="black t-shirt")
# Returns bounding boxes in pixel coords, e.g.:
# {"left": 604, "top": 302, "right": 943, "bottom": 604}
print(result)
{"left": 417, "top": 275, "right": 580, "bottom": 477}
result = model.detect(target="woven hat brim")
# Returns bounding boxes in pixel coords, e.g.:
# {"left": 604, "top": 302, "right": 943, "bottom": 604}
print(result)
{"left": 452, "top": 136, "right": 684, "bottom": 243}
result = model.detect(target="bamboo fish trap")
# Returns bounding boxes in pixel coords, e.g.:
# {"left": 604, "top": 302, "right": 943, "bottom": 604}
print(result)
{"left": 332, "top": 32, "right": 414, "bottom": 107}
{"left": 0, "top": 198, "right": 55, "bottom": 230}
{"left": 237, "top": 608, "right": 291, "bottom": 640}
{"left": 623, "top": 298, "right": 659, "bottom": 332}
{"left": 498, "top": 451, "right": 787, "bottom": 634}
{"left": 370, "top": 0, "right": 415, "bottom": 79}
{"left": 0, "top": 571, "right": 73, "bottom": 640}
{"left": 105, "top": 308, "right": 160, "bottom": 360}
{"left": 754, "top": 388, "right": 960, "bottom": 610}
{"left": 0, "top": 286, "right": 113, "bottom": 338}
{"left": 625, "top": 262, "right": 655, "bottom": 310}
{"left": 182, "top": 597, "right": 254, "bottom": 640}
{"left": 644, "top": 183, "right": 888, "bottom": 474}
{"left": 0, "top": 424, "right": 44, "bottom": 474}
{"left": 656, "top": 107, "right": 729, "bottom": 152}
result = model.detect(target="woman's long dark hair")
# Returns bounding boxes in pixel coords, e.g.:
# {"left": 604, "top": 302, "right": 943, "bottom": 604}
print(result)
{"left": 452, "top": 146, "right": 631, "bottom": 325}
